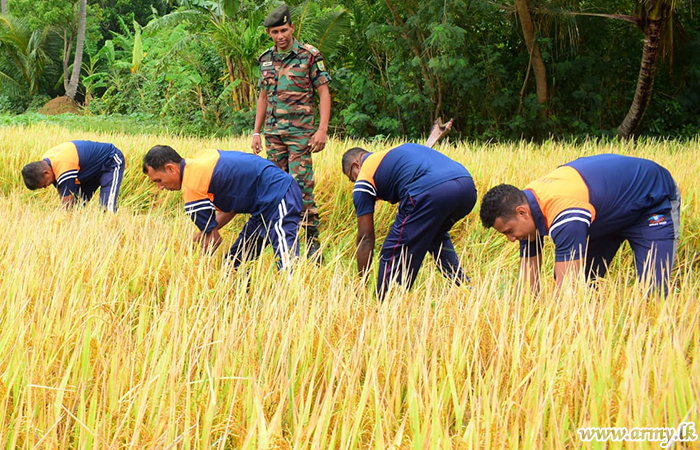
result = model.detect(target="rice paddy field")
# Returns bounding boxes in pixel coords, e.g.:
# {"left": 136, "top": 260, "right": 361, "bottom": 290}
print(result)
{"left": 0, "top": 123, "right": 698, "bottom": 449}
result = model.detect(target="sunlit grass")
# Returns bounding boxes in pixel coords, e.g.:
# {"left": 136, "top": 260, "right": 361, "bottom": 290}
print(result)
{"left": 0, "top": 124, "right": 698, "bottom": 448}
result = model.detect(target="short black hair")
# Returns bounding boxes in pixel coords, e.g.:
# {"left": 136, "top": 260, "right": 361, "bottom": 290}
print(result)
{"left": 21, "top": 161, "right": 47, "bottom": 190}
{"left": 341, "top": 147, "right": 368, "bottom": 174}
{"left": 479, "top": 184, "right": 527, "bottom": 228}
{"left": 142, "top": 145, "right": 183, "bottom": 173}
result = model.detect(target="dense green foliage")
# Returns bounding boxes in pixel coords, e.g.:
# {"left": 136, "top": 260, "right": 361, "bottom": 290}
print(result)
{"left": 0, "top": 0, "right": 698, "bottom": 140}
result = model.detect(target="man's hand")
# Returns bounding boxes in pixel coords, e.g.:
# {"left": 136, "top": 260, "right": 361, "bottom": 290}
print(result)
{"left": 309, "top": 129, "right": 327, "bottom": 153}
{"left": 251, "top": 134, "right": 264, "bottom": 155}
{"left": 194, "top": 229, "right": 223, "bottom": 254}
{"left": 60, "top": 195, "right": 75, "bottom": 209}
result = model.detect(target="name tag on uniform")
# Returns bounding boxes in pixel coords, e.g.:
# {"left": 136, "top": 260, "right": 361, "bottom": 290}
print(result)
{"left": 261, "top": 61, "right": 273, "bottom": 68}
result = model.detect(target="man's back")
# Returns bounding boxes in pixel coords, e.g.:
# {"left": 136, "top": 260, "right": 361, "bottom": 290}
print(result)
{"left": 353, "top": 143, "right": 471, "bottom": 216}
{"left": 183, "top": 150, "right": 292, "bottom": 217}
{"left": 527, "top": 154, "right": 677, "bottom": 236}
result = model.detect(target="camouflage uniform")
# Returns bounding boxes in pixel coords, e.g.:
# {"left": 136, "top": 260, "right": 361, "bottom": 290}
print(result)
{"left": 258, "top": 38, "right": 331, "bottom": 231}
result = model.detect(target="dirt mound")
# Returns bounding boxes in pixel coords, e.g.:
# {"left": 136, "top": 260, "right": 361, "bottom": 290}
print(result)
{"left": 39, "top": 96, "right": 81, "bottom": 115}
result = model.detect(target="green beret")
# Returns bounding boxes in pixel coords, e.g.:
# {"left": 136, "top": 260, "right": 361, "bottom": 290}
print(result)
{"left": 263, "top": 4, "right": 291, "bottom": 28}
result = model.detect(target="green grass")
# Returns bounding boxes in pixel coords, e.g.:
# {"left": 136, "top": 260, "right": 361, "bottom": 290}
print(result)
{"left": 0, "top": 124, "right": 698, "bottom": 448}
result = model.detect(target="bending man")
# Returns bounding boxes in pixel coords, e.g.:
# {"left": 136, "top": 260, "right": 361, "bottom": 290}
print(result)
{"left": 342, "top": 143, "right": 477, "bottom": 301}
{"left": 22, "top": 140, "right": 125, "bottom": 212}
{"left": 143, "top": 146, "right": 302, "bottom": 271}
{"left": 479, "top": 154, "right": 680, "bottom": 294}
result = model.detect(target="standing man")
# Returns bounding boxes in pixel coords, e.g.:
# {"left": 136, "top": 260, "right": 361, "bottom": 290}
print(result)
{"left": 479, "top": 154, "right": 681, "bottom": 294}
{"left": 21, "top": 140, "right": 125, "bottom": 212}
{"left": 143, "top": 145, "right": 302, "bottom": 271}
{"left": 252, "top": 3, "right": 331, "bottom": 260}
{"left": 342, "top": 143, "right": 477, "bottom": 301}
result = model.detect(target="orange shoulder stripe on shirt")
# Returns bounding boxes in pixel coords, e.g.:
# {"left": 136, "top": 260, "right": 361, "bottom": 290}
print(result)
{"left": 356, "top": 151, "right": 389, "bottom": 190}
{"left": 525, "top": 165, "right": 596, "bottom": 228}
{"left": 42, "top": 142, "right": 79, "bottom": 179}
{"left": 182, "top": 149, "right": 219, "bottom": 205}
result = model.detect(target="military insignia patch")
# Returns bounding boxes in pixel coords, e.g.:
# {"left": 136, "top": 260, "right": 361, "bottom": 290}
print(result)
{"left": 317, "top": 60, "right": 326, "bottom": 72}
{"left": 261, "top": 61, "right": 273, "bottom": 68}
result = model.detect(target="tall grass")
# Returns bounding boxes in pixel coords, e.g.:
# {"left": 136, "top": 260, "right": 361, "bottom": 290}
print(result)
{"left": 0, "top": 124, "right": 698, "bottom": 448}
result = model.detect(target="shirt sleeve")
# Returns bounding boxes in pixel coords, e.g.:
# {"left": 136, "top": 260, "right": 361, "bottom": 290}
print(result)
{"left": 310, "top": 52, "right": 331, "bottom": 88}
{"left": 51, "top": 160, "right": 80, "bottom": 198}
{"left": 549, "top": 208, "right": 593, "bottom": 261}
{"left": 183, "top": 187, "right": 218, "bottom": 233}
{"left": 353, "top": 180, "right": 377, "bottom": 216}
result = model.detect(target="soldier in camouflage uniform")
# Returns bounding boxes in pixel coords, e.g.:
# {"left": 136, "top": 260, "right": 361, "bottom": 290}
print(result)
{"left": 252, "top": 4, "right": 331, "bottom": 260}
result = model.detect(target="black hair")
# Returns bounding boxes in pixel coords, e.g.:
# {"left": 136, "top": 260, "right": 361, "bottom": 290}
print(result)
{"left": 142, "top": 145, "right": 183, "bottom": 173}
{"left": 479, "top": 184, "right": 527, "bottom": 228}
{"left": 21, "top": 161, "right": 48, "bottom": 190}
{"left": 341, "top": 147, "right": 368, "bottom": 174}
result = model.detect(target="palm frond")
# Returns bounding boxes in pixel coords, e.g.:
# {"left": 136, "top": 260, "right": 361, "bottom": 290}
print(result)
{"left": 143, "top": 10, "right": 208, "bottom": 35}
{"left": 314, "top": 9, "right": 351, "bottom": 56}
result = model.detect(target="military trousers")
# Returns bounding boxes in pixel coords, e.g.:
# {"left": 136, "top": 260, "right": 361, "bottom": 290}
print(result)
{"left": 265, "top": 133, "right": 319, "bottom": 230}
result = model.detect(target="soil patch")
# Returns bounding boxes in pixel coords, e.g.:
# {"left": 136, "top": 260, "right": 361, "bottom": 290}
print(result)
{"left": 39, "top": 96, "right": 81, "bottom": 115}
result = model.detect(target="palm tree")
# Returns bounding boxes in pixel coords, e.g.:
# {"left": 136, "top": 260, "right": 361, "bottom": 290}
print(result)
{"left": 0, "top": 16, "right": 54, "bottom": 96}
{"left": 514, "top": 0, "right": 549, "bottom": 116}
{"left": 1, "top": 0, "right": 8, "bottom": 16}
{"left": 64, "top": 0, "right": 86, "bottom": 100}
{"left": 616, "top": 0, "right": 679, "bottom": 138}
{"left": 568, "top": 0, "right": 685, "bottom": 137}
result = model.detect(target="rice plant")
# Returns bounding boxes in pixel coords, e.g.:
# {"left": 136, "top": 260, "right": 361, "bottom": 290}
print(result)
{"left": 0, "top": 124, "right": 698, "bottom": 449}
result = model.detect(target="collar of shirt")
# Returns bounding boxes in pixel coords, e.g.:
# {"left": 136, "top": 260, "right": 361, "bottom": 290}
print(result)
{"left": 524, "top": 189, "right": 548, "bottom": 237}
{"left": 361, "top": 152, "right": 372, "bottom": 164}
{"left": 180, "top": 159, "right": 186, "bottom": 183}
{"left": 275, "top": 39, "right": 301, "bottom": 60}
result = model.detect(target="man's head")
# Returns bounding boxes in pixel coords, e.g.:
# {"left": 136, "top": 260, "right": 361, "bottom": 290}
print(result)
{"left": 21, "top": 160, "right": 55, "bottom": 190}
{"left": 480, "top": 184, "right": 537, "bottom": 242}
{"left": 142, "top": 145, "right": 184, "bottom": 191}
{"left": 341, "top": 147, "right": 369, "bottom": 182}
{"left": 264, "top": 4, "right": 294, "bottom": 52}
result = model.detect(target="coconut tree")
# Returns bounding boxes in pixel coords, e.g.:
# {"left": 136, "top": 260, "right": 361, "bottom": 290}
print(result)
{"left": 514, "top": 0, "right": 548, "bottom": 113}
{"left": 566, "top": 0, "right": 685, "bottom": 137}
{"left": 616, "top": 0, "right": 680, "bottom": 138}
{"left": 0, "top": 16, "right": 55, "bottom": 96}
{"left": 64, "top": 0, "right": 86, "bottom": 100}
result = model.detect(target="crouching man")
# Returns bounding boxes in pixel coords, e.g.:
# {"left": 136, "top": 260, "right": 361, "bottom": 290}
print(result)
{"left": 342, "top": 143, "right": 477, "bottom": 301}
{"left": 143, "top": 145, "right": 302, "bottom": 271}
{"left": 22, "top": 140, "right": 125, "bottom": 212}
{"left": 479, "top": 154, "right": 680, "bottom": 294}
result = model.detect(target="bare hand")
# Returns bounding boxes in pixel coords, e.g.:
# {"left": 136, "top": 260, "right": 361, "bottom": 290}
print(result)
{"left": 251, "top": 134, "right": 263, "bottom": 155}
{"left": 309, "top": 129, "right": 327, "bottom": 153}
{"left": 194, "top": 230, "right": 223, "bottom": 254}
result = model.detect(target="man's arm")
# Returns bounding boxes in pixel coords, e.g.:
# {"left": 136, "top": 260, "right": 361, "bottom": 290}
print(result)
{"left": 309, "top": 83, "right": 330, "bottom": 153}
{"left": 554, "top": 259, "right": 582, "bottom": 292}
{"left": 356, "top": 213, "right": 375, "bottom": 278}
{"left": 194, "top": 211, "right": 236, "bottom": 253}
{"left": 251, "top": 90, "right": 268, "bottom": 155}
{"left": 520, "top": 254, "right": 542, "bottom": 295}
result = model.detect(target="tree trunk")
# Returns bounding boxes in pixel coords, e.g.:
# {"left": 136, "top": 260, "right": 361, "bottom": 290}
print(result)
{"left": 514, "top": 0, "right": 548, "bottom": 109}
{"left": 1, "top": 0, "right": 8, "bottom": 15}
{"left": 62, "top": 29, "right": 74, "bottom": 92}
{"left": 617, "top": 15, "right": 664, "bottom": 138}
{"left": 65, "top": 0, "right": 86, "bottom": 100}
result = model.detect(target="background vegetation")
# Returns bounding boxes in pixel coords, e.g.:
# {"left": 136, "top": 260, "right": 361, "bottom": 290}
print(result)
{"left": 0, "top": 0, "right": 699, "bottom": 140}
{"left": 0, "top": 124, "right": 698, "bottom": 448}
